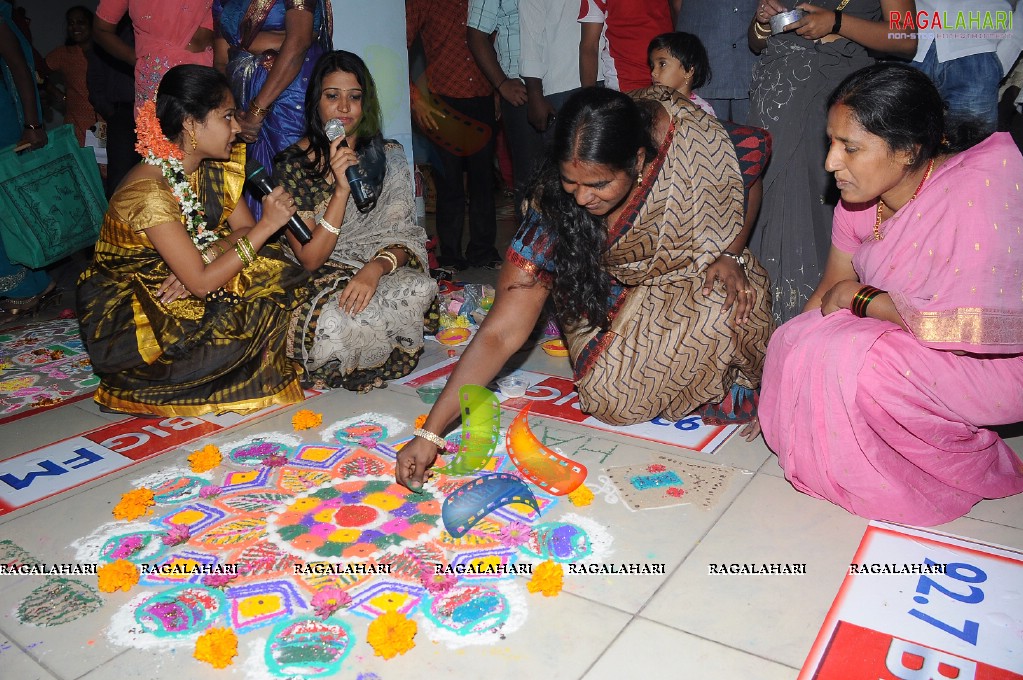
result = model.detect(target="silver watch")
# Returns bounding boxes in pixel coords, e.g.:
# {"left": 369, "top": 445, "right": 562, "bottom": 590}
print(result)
{"left": 720, "top": 251, "right": 747, "bottom": 271}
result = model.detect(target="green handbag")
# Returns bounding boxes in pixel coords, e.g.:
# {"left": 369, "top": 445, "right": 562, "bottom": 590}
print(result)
{"left": 0, "top": 124, "right": 106, "bottom": 268}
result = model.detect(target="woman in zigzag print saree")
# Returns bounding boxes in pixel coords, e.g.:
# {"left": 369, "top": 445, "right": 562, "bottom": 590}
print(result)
{"left": 397, "top": 86, "right": 775, "bottom": 491}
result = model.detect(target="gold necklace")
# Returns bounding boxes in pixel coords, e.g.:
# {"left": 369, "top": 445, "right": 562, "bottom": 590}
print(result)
{"left": 873, "top": 157, "right": 935, "bottom": 241}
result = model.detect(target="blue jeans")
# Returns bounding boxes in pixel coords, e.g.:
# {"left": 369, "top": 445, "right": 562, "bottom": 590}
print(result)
{"left": 912, "top": 43, "right": 1002, "bottom": 133}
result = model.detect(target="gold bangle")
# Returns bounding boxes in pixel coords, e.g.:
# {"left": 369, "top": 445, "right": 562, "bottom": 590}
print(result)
{"left": 754, "top": 20, "right": 772, "bottom": 38}
{"left": 234, "top": 236, "right": 256, "bottom": 266}
{"left": 249, "top": 101, "right": 272, "bottom": 118}
{"left": 413, "top": 428, "right": 446, "bottom": 449}
{"left": 374, "top": 250, "right": 399, "bottom": 274}
{"left": 241, "top": 236, "right": 257, "bottom": 262}
{"left": 234, "top": 242, "right": 251, "bottom": 266}
{"left": 204, "top": 238, "right": 229, "bottom": 264}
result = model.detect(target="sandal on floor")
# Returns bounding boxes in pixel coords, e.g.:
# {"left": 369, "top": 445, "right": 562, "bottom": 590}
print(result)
{"left": 355, "top": 376, "right": 387, "bottom": 395}
{"left": 0, "top": 281, "right": 58, "bottom": 321}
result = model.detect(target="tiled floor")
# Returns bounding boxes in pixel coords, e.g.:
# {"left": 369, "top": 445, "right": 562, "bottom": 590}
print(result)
{"left": 2, "top": 201, "right": 1021, "bottom": 678}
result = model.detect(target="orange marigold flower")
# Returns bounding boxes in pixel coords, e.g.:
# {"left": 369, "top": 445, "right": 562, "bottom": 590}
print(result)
{"left": 567, "top": 484, "right": 594, "bottom": 507}
{"left": 366, "top": 611, "right": 417, "bottom": 659}
{"left": 527, "top": 560, "right": 564, "bottom": 597}
{"left": 188, "top": 444, "right": 222, "bottom": 473}
{"left": 134, "top": 100, "right": 183, "bottom": 161}
{"left": 112, "top": 488, "right": 155, "bottom": 521}
{"left": 413, "top": 414, "right": 428, "bottom": 429}
{"left": 194, "top": 627, "right": 238, "bottom": 669}
{"left": 292, "top": 409, "right": 323, "bottom": 431}
{"left": 97, "top": 560, "right": 140, "bottom": 593}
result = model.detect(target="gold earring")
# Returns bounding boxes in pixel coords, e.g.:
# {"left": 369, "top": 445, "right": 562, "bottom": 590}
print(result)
{"left": 188, "top": 128, "right": 197, "bottom": 151}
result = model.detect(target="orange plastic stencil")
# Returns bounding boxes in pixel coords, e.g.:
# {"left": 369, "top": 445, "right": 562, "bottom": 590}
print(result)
{"left": 505, "top": 404, "right": 587, "bottom": 495}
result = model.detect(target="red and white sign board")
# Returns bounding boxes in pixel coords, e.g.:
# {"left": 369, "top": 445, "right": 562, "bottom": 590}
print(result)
{"left": 802, "top": 522, "right": 1023, "bottom": 679}
{"left": 396, "top": 357, "right": 736, "bottom": 453}
{"left": 0, "top": 393, "right": 318, "bottom": 515}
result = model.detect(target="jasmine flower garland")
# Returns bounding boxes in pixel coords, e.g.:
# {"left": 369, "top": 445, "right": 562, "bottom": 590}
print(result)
{"left": 135, "top": 100, "right": 219, "bottom": 251}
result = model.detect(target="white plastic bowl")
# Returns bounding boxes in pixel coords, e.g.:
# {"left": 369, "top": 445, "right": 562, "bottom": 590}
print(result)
{"left": 496, "top": 375, "right": 529, "bottom": 398}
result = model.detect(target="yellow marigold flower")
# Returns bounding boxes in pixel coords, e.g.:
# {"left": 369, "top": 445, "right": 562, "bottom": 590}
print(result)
{"left": 414, "top": 414, "right": 428, "bottom": 429}
{"left": 366, "top": 611, "right": 417, "bottom": 660}
{"left": 194, "top": 627, "right": 238, "bottom": 669}
{"left": 567, "top": 484, "right": 594, "bottom": 507}
{"left": 97, "top": 560, "right": 139, "bottom": 593}
{"left": 292, "top": 409, "right": 323, "bottom": 431}
{"left": 527, "top": 560, "right": 564, "bottom": 597}
{"left": 188, "top": 444, "right": 222, "bottom": 473}
{"left": 112, "top": 488, "right": 155, "bottom": 521}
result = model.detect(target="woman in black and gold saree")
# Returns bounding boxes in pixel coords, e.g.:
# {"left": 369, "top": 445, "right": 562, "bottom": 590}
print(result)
{"left": 78, "top": 65, "right": 310, "bottom": 417}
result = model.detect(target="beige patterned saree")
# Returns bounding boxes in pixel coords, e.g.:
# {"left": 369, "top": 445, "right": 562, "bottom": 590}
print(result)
{"left": 508, "top": 87, "right": 775, "bottom": 425}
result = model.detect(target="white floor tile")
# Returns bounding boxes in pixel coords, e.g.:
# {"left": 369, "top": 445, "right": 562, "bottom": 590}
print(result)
{"left": 641, "top": 474, "right": 869, "bottom": 669}
{"left": 932, "top": 515, "right": 1023, "bottom": 552}
{"left": 0, "top": 406, "right": 111, "bottom": 461}
{"left": 76, "top": 593, "right": 630, "bottom": 680}
{"left": 583, "top": 618, "right": 797, "bottom": 680}
{"left": 0, "top": 632, "right": 58, "bottom": 680}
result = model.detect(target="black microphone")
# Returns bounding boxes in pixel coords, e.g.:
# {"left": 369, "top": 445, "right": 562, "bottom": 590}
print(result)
{"left": 324, "top": 118, "right": 377, "bottom": 213}
{"left": 244, "top": 161, "right": 313, "bottom": 244}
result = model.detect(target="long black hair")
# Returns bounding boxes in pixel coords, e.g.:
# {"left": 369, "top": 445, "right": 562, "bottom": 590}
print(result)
{"left": 827, "top": 63, "right": 988, "bottom": 169}
{"left": 528, "top": 88, "right": 655, "bottom": 331}
{"left": 276, "top": 50, "right": 385, "bottom": 186}
{"left": 155, "top": 64, "right": 232, "bottom": 141}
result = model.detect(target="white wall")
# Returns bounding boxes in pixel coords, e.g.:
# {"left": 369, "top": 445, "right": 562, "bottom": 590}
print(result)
{"left": 331, "top": 0, "right": 413, "bottom": 167}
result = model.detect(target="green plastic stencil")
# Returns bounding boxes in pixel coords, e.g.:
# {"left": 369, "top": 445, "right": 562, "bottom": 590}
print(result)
{"left": 442, "top": 385, "right": 501, "bottom": 476}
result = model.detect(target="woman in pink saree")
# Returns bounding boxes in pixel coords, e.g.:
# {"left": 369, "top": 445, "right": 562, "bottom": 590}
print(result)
{"left": 94, "top": 0, "right": 214, "bottom": 108}
{"left": 759, "top": 64, "right": 1023, "bottom": 527}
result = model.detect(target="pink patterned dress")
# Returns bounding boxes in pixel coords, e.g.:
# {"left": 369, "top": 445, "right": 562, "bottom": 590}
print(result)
{"left": 96, "top": 0, "right": 214, "bottom": 108}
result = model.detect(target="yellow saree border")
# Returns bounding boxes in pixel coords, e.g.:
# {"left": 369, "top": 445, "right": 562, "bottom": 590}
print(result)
{"left": 95, "top": 378, "right": 305, "bottom": 417}
{"left": 897, "top": 301, "right": 1023, "bottom": 347}
{"left": 132, "top": 294, "right": 163, "bottom": 365}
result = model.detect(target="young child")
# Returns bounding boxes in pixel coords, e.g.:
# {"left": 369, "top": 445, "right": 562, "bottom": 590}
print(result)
{"left": 648, "top": 32, "right": 715, "bottom": 116}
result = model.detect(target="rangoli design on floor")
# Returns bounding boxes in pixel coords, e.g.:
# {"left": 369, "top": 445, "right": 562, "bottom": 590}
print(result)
{"left": 68, "top": 404, "right": 615, "bottom": 676}
{"left": 0, "top": 318, "right": 98, "bottom": 422}
{"left": 606, "top": 455, "right": 737, "bottom": 511}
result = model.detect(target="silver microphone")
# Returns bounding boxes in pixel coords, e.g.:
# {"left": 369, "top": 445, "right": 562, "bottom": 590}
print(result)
{"left": 324, "top": 118, "right": 345, "bottom": 142}
{"left": 325, "top": 118, "right": 376, "bottom": 213}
